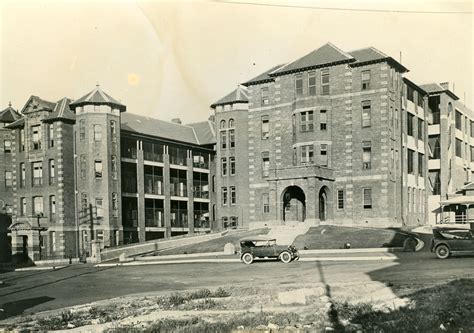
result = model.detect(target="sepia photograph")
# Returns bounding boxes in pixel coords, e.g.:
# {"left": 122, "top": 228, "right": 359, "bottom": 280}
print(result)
{"left": 0, "top": 0, "right": 473, "bottom": 331}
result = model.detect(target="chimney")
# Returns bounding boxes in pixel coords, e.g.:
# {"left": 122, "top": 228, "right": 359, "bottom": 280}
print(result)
{"left": 208, "top": 115, "right": 215, "bottom": 122}
{"left": 171, "top": 118, "right": 182, "bottom": 125}
{"left": 440, "top": 82, "right": 449, "bottom": 90}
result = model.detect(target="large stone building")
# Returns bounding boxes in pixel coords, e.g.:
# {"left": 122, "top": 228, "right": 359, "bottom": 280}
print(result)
{"left": 2, "top": 86, "right": 216, "bottom": 261}
{"left": 211, "top": 42, "right": 471, "bottom": 229}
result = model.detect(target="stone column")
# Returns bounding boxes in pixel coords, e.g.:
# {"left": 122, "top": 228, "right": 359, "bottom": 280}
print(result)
{"left": 136, "top": 140, "right": 146, "bottom": 242}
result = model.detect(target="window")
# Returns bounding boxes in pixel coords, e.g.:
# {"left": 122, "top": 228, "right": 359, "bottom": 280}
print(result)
{"left": 4, "top": 171, "right": 12, "bottom": 187}
{"left": 20, "top": 198, "right": 26, "bottom": 216}
{"left": 471, "top": 146, "right": 474, "bottom": 162}
{"left": 321, "top": 69, "right": 330, "bottom": 95}
{"left": 407, "top": 85, "right": 414, "bottom": 102}
{"left": 32, "top": 161, "right": 43, "bottom": 186}
{"left": 31, "top": 125, "right": 41, "bottom": 149}
{"left": 229, "top": 119, "right": 234, "bottom": 127}
{"left": 263, "top": 194, "right": 270, "bottom": 213}
{"left": 79, "top": 119, "right": 86, "bottom": 140}
{"left": 51, "top": 231, "right": 56, "bottom": 252}
{"left": 261, "top": 87, "right": 269, "bottom": 105}
{"left": 222, "top": 216, "right": 229, "bottom": 228}
{"left": 320, "top": 144, "right": 328, "bottom": 166}
{"left": 50, "top": 195, "right": 56, "bottom": 216}
{"left": 229, "top": 157, "right": 236, "bottom": 175}
{"left": 48, "top": 124, "right": 54, "bottom": 147}
{"left": 301, "top": 145, "right": 314, "bottom": 164}
{"left": 221, "top": 158, "right": 227, "bottom": 176}
{"left": 300, "top": 111, "right": 314, "bottom": 132}
{"left": 362, "top": 101, "right": 371, "bottom": 127}
{"left": 220, "top": 131, "right": 227, "bottom": 149}
{"left": 20, "top": 128, "right": 25, "bottom": 152}
{"left": 361, "top": 70, "right": 370, "bottom": 90}
{"left": 33, "top": 196, "right": 43, "bottom": 215}
{"left": 292, "top": 147, "right": 297, "bottom": 166}
{"left": 95, "top": 160, "right": 103, "bottom": 178}
{"left": 261, "top": 116, "right": 269, "bottom": 139}
{"left": 20, "top": 163, "right": 25, "bottom": 187}
{"left": 110, "top": 120, "right": 117, "bottom": 141}
{"left": 363, "top": 188, "right": 372, "bottom": 209}
{"left": 362, "top": 141, "right": 371, "bottom": 169}
{"left": 418, "top": 153, "right": 424, "bottom": 177}
{"left": 220, "top": 120, "right": 226, "bottom": 129}
{"left": 111, "top": 155, "right": 117, "bottom": 179}
{"left": 4, "top": 139, "right": 11, "bottom": 153}
{"left": 95, "top": 198, "right": 103, "bottom": 218}
{"left": 112, "top": 192, "right": 118, "bottom": 215}
{"left": 455, "top": 111, "right": 462, "bottom": 130}
{"left": 408, "top": 149, "right": 415, "bottom": 174}
{"left": 221, "top": 187, "right": 228, "bottom": 206}
{"left": 93, "top": 124, "right": 102, "bottom": 141}
{"left": 448, "top": 102, "right": 453, "bottom": 115}
{"left": 262, "top": 151, "right": 270, "bottom": 177}
{"left": 455, "top": 139, "right": 463, "bottom": 157}
{"left": 49, "top": 159, "right": 55, "bottom": 185}
{"left": 417, "top": 92, "right": 424, "bottom": 107}
{"left": 395, "top": 108, "right": 399, "bottom": 129}
{"left": 80, "top": 155, "right": 86, "bottom": 179}
{"left": 230, "top": 186, "right": 236, "bottom": 205}
{"left": 418, "top": 118, "right": 424, "bottom": 140}
{"left": 320, "top": 110, "right": 327, "bottom": 130}
{"left": 407, "top": 113, "right": 414, "bottom": 136}
{"left": 81, "top": 193, "right": 88, "bottom": 213}
{"left": 308, "top": 71, "right": 316, "bottom": 96}
{"left": 337, "top": 189, "right": 344, "bottom": 210}
{"left": 229, "top": 129, "right": 235, "bottom": 148}
{"left": 295, "top": 74, "right": 303, "bottom": 96}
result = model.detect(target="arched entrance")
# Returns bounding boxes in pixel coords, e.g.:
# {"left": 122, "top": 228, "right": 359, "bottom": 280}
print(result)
{"left": 319, "top": 186, "right": 329, "bottom": 221}
{"left": 282, "top": 186, "right": 306, "bottom": 223}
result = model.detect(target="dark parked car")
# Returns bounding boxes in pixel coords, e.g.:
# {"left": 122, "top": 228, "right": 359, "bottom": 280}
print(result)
{"left": 431, "top": 226, "right": 474, "bottom": 259}
{"left": 239, "top": 237, "right": 299, "bottom": 264}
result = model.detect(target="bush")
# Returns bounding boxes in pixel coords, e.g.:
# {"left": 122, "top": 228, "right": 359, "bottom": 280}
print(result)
{"left": 189, "top": 288, "right": 211, "bottom": 300}
{"left": 213, "top": 287, "right": 231, "bottom": 298}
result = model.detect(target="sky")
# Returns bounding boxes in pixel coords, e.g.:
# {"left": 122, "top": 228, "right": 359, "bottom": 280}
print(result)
{"left": 0, "top": 0, "right": 472, "bottom": 124}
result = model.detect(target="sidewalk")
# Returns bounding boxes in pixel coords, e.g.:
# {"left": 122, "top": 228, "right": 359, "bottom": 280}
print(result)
{"left": 95, "top": 249, "right": 400, "bottom": 267}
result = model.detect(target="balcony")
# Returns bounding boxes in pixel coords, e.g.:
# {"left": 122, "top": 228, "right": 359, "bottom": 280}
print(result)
{"left": 267, "top": 165, "right": 334, "bottom": 181}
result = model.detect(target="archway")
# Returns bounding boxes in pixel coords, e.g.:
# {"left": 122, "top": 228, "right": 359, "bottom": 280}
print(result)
{"left": 282, "top": 186, "right": 306, "bottom": 223}
{"left": 319, "top": 186, "right": 329, "bottom": 221}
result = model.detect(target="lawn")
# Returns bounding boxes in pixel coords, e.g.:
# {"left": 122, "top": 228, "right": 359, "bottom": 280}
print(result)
{"left": 155, "top": 228, "right": 269, "bottom": 255}
{"left": 293, "top": 225, "right": 411, "bottom": 249}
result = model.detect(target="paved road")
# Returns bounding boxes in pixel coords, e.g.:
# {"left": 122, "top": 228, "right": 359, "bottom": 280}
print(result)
{"left": 0, "top": 251, "right": 473, "bottom": 321}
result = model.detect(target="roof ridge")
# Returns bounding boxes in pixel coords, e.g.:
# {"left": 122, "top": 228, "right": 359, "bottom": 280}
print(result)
{"left": 325, "top": 42, "right": 354, "bottom": 59}
{"left": 369, "top": 46, "right": 389, "bottom": 58}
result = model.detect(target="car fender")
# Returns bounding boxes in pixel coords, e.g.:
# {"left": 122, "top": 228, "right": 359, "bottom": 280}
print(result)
{"left": 434, "top": 241, "right": 451, "bottom": 251}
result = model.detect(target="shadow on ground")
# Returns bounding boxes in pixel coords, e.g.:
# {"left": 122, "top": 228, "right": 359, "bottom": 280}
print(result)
{"left": 0, "top": 296, "right": 54, "bottom": 320}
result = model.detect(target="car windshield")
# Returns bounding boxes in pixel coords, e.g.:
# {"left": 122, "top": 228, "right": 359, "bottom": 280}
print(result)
{"left": 254, "top": 240, "right": 276, "bottom": 247}
{"left": 438, "top": 230, "right": 472, "bottom": 239}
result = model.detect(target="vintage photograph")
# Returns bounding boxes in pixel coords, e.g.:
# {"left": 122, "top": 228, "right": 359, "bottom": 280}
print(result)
{"left": 0, "top": 0, "right": 473, "bottom": 331}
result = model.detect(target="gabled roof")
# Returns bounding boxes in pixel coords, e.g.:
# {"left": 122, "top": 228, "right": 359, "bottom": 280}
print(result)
{"left": 70, "top": 85, "right": 126, "bottom": 112}
{"left": 210, "top": 85, "right": 249, "bottom": 108}
{"left": 188, "top": 121, "right": 216, "bottom": 145}
{"left": 121, "top": 112, "right": 202, "bottom": 146}
{"left": 43, "top": 98, "right": 76, "bottom": 124}
{"left": 21, "top": 95, "right": 56, "bottom": 114}
{"left": 242, "top": 64, "right": 286, "bottom": 87}
{"left": 0, "top": 104, "right": 21, "bottom": 123}
{"left": 419, "top": 83, "right": 459, "bottom": 100}
{"left": 270, "top": 42, "right": 354, "bottom": 76}
{"left": 348, "top": 47, "right": 409, "bottom": 73}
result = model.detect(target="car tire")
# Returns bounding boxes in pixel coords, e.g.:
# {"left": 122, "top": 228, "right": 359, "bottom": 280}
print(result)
{"left": 280, "top": 251, "right": 292, "bottom": 263}
{"left": 241, "top": 253, "right": 254, "bottom": 265}
{"left": 435, "top": 245, "right": 450, "bottom": 259}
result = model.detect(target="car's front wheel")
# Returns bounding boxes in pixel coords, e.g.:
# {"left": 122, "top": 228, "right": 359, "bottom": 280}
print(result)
{"left": 435, "top": 244, "right": 451, "bottom": 259}
{"left": 241, "top": 253, "right": 254, "bottom": 265}
{"left": 279, "top": 251, "right": 292, "bottom": 263}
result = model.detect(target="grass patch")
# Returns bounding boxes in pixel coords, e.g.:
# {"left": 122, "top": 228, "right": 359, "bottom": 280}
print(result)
{"left": 293, "top": 225, "right": 410, "bottom": 249}
{"left": 333, "top": 278, "right": 474, "bottom": 331}
{"left": 156, "top": 228, "right": 269, "bottom": 255}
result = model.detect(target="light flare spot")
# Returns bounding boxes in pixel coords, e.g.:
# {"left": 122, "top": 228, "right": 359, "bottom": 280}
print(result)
{"left": 128, "top": 73, "right": 140, "bottom": 86}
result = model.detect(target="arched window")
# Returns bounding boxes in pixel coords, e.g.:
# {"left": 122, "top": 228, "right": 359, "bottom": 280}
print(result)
{"left": 220, "top": 120, "right": 226, "bottom": 129}
{"left": 229, "top": 119, "right": 234, "bottom": 127}
{"left": 448, "top": 102, "right": 453, "bottom": 115}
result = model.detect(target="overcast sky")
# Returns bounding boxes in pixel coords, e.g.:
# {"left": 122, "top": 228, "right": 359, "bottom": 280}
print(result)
{"left": 0, "top": 0, "right": 472, "bottom": 123}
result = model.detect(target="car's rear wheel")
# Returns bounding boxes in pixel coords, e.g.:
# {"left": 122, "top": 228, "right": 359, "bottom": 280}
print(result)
{"left": 241, "top": 253, "right": 254, "bottom": 265}
{"left": 435, "top": 245, "right": 450, "bottom": 259}
{"left": 280, "top": 251, "right": 292, "bottom": 263}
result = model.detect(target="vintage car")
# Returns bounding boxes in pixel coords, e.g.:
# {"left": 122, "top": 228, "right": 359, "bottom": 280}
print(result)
{"left": 431, "top": 226, "right": 474, "bottom": 259}
{"left": 239, "top": 237, "right": 299, "bottom": 264}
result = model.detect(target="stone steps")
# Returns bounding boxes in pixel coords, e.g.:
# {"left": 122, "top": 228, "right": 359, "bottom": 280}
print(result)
{"left": 267, "top": 225, "right": 311, "bottom": 245}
